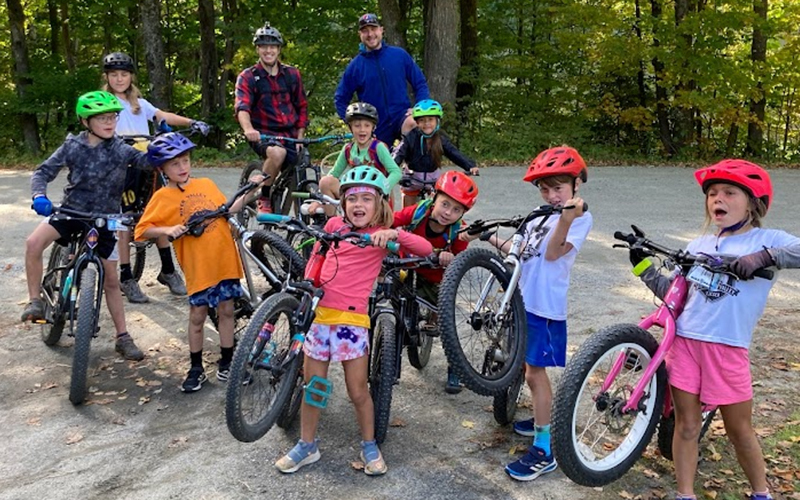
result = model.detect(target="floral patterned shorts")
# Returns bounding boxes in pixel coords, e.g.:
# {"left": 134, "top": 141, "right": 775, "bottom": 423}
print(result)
{"left": 188, "top": 279, "right": 243, "bottom": 308}
{"left": 303, "top": 323, "right": 369, "bottom": 362}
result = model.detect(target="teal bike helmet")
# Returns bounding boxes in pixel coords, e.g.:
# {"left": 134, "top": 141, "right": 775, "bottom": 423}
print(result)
{"left": 340, "top": 166, "right": 389, "bottom": 197}
{"left": 412, "top": 99, "right": 443, "bottom": 119}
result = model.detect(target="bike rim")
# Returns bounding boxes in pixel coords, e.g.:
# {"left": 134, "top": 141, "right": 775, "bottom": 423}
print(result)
{"left": 571, "top": 342, "right": 658, "bottom": 471}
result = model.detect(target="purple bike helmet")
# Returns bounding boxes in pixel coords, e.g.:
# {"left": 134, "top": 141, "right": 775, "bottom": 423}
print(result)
{"left": 147, "top": 133, "right": 196, "bottom": 167}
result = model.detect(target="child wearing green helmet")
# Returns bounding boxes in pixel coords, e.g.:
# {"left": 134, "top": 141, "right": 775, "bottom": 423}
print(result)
{"left": 393, "top": 99, "right": 479, "bottom": 207}
{"left": 316, "top": 102, "right": 403, "bottom": 215}
{"left": 21, "top": 91, "right": 152, "bottom": 361}
{"left": 275, "top": 165, "right": 432, "bottom": 476}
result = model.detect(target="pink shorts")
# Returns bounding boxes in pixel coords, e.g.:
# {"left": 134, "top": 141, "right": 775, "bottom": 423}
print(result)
{"left": 665, "top": 335, "right": 752, "bottom": 406}
{"left": 303, "top": 323, "right": 369, "bottom": 362}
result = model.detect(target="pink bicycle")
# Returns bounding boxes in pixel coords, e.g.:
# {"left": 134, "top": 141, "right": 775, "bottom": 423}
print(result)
{"left": 551, "top": 226, "right": 772, "bottom": 486}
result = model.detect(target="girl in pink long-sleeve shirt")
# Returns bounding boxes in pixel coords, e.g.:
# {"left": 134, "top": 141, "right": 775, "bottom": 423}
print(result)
{"left": 275, "top": 166, "right": 433, "bottom": 476}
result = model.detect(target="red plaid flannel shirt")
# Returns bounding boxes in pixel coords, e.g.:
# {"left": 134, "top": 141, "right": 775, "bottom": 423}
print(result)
{"left": 234, "top": 62, "right": 309, "bottom": 136}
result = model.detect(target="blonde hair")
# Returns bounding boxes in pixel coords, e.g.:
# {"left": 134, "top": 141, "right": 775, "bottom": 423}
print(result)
{"left": 341, "top": 195, "right": 394, "bottom": 229}
{"left": 101, "top": 75, "right": 143, "bottom": 114}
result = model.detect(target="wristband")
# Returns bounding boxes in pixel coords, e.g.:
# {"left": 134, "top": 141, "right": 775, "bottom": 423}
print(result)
{"left": 632, "top": 258, "right": 653, "bottom": 277}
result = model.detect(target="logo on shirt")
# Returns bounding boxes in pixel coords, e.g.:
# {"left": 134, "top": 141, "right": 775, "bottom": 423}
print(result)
{"left": 521, "top": 225, "right": 550, "bottom": 261}
{"left": 687, "top": 265, "right": 740, "bottom": 302}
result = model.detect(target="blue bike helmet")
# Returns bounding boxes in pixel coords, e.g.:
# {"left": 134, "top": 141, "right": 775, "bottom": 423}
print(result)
{"left": 147, "top": 133, "right": 196, "bottom": 167}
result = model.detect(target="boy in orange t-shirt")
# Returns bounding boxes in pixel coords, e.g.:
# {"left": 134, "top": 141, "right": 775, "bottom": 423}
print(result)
{"left": 135, "top": 133, "right": 262, "bottom": 392}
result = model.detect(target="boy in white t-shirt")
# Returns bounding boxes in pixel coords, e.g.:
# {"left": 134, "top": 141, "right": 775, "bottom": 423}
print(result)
{"left": 489, "top": 146, "right": 592, "bottom": 482}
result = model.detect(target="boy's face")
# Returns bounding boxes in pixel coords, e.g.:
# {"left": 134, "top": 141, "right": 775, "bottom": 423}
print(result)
{"left": 85, "top": 113, "right": 119, "bottom": 139}
{"left": 537, "top": 180, "right": 575, "bottom": 207}
{"left": 349, "top": 119, "right": 375, "bottom": 145}
{"left": 105, "top": 70, "right": 132, "bottom": 94}
{"left": 416, "top": 116, "right": 437, "bottom": 135}
{"left": 161, "top": 153, "right": 192, "bottom": 185}
{"left": 431, "top": 193, "right": 466, "bottom": 226}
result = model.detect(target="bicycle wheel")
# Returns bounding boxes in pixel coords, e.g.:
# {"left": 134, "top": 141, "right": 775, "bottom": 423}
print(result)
{"left": 551, "top": 323, "right": 667, "bottom": 487}
{"left": 130, "top": 241, "right": 147, "bottom": 281}
{"left": 438, "top": 248, "right": 526, "bottom": 396}
{"left": 657, "top": 408, "right": 717, "bottom": 461}
{"left": 225, "top": 293, "right": 302, "bottom": 442}
{"left": 237, "top": 161, "right": 263, "bottom": 230}
{"left": 276, "top": 362, "right": 304, "bottom": 430}
{"left": 493, "top": 366, "right": 526, "bottom": 426}
{"left": 370, "top": 314, "right": 397, "bottom": 444}
{"left": 250, "top": 230, "right": 307, "bottom": 290}
{"left": 41, "top": 244, "right": 68, "bottom": 346}
{"left": 406, "top": 302, "right": 434, "bottom": 370}
{"left": 70, "top": 267, "right": 98, "bottom": 405}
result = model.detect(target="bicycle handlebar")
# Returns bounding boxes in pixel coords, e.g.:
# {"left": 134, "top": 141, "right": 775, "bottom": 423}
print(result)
{"left": 257, "top": 213, "right": 400, "bottom": 253}
{"left": 259, "top": 133, "right": 353, "bottom": 146}
{"left": 462, "top": 202, "right": 589, "bottom": 236}
{"left": 52, "top": 207, "right": 137, "bottom": 228}
{"left": 613, "top": 227, "right": 774, "bottom": 280}
{"left": 382, "top": 254, "right": 440, "bottom": 268}
{"left": 118, "top": 128, "right": 196, "bottom": 144}
{"left": 168, "top": 181, "right": 260, "bottom": 241}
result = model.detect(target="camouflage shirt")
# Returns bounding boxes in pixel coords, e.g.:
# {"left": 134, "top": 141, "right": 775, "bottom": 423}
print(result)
{"left": 31, "top": 132, "right": 151, "bottom": 214}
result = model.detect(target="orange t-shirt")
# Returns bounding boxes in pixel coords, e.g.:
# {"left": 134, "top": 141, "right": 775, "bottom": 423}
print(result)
{"left": 134, "top": 177, "right": 243, "bottom": 295}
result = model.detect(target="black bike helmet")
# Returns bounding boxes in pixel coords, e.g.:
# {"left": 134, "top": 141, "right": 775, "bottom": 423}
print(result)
{"left": 345, "top": 102, "right": 379, "bottom": 125}
{"left": 103, "top": 52, "right": 135, "bottom": 73}
{"left": 253, "top": 23, "right": 284, "bottom": 46}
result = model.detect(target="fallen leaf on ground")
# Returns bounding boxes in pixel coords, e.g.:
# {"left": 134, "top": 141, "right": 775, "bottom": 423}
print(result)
{"left": 703, "top": 490, "right": 717, "bottom": 499}
{"left": 4, "top": 263, "right": 12, "bottom": 271}
{"left": 27, "top": 417, "right": 41, "bottom": 426}
{"left": 138, "top": 396, "right": 150, "bottom": 405}
{"left": 389, "top": 418, "right": 406, "bottom": 427}
{"left": 461, "top": 420, "right": 474, "bottom": 429}
{"left": 350, "top": 461, "right": 365, "bottom": 471}
{"left": 618, "top": 490, "right": 634, "bottom": 500}
{"left": 168, "top": 437, "right": 188, "bottom": 448}
{"left": 65, "top": 432, "right": 84, "bottom": 445}
{"left": 643, "top": 468, "right": 660, "bottom": 479}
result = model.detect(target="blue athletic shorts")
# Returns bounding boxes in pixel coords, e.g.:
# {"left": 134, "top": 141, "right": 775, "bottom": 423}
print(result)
{"left": 189, "top": 279, "right": 243, "bottom": 308}
{"left": 525, "top": 312, "right": 567, "bottom": 368}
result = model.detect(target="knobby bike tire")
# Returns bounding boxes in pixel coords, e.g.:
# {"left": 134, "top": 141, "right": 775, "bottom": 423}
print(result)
{"left": 41, "top": 244, "right": 68, "bottom": 346}
{"left": 276, "top": 357, "right": 305, "bottom": 430}
{"left": 70, "top": 266, "right": 98, "bottom": 405}
{"left": 438, "top": 248, "right": 526, "bottom": 396}
{"left": 370, "top": 314, "right": 397, "bottom": 444}
{"left": 225, "top": 293, "right": 301, "bottom": 442}
{"left": 131, "top": 243, "right": 147, "bottom": 282}
{"left": 406, "top": 331, "right": 433, "bottom": 370}
{"left": 551, "top": 323, "right": 666, "bottom": 487}
{"left": 657, "top": 408, "right": 718, "bottom": 461}
{"left": 493, "top": 366, "right": 526, "bottom": 426}
{"left": 250, "top": 230, "right": 308, "bottom": 287}
{"left": 237, "top": 161, "right": 263, "bottom": 229}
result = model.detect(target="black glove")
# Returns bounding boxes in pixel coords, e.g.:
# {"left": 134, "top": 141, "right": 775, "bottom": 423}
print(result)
{"left": 730, "top": 249, "right": 774, "bottom": 280}
{"left": 629, "top": 247, "right": 650, "bottom": 267}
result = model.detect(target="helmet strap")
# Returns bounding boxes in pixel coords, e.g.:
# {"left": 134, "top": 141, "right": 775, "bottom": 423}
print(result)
{"left": 83, "top": 118, "right": 106, "bottom": 141}
{"left": 719, "top": 216, "right": 749, "bottom": 236}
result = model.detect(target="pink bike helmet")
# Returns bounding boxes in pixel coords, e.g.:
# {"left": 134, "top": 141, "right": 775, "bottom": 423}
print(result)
{"left": 694, "top": 159, "right": 772, "bottom": 211}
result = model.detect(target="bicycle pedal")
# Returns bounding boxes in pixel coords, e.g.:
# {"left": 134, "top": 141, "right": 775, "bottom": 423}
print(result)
{"left": 304, "top": 375, "right": 333, "bottom": 409}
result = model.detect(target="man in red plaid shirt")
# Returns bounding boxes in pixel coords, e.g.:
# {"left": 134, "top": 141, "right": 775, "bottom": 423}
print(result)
{"left": 235, "top": 23, "right": 309, "bottom": 214}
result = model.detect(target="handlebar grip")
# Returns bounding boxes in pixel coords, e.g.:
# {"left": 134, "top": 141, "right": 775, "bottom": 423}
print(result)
{"left": 360, "top": 234, "right": 400, "bottom": 253}
{"left": 614, "top": 231, "right": 637, "bottom": 244}
{"left": 256, "top": 213, "right": 291, "bottom": 224}
{"left": 754, "top": 268, "right": 774, "bottom": 280}
{"left": 291, "top": 192, "right": 310, "bottom": 199}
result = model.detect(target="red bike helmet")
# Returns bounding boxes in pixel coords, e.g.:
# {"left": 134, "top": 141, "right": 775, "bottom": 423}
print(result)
{"left": 435, "top": 171, "right": 479, "bottom": 210}
{"left": 694, "top": 159, "right": 772, "bottom": 211}
{"left": 523, "top": 146, "right": 587, "bottom": 184}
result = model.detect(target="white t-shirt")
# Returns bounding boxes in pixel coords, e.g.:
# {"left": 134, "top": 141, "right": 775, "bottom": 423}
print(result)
{"left": 518, "top": 210, "right": 593, "bottom": 320}
{"left": 115, "top": 96, "right": 159, "bottom": 136}
{"left": 677, "top": 227, "right": 800, "bottom": 348}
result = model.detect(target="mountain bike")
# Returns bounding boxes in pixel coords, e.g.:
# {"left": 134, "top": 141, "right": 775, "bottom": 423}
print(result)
{"left": 36, "top": 207, "right": 136, "bottom": 405}
{"left": 168, "top": 182, "right": 306, "bottom": 339}
{"left": 238, "top": 134, "right": 351, "bottom": 230}
{"left": 550, "top": 226, "right": 772, "bottom": 487}
{"left": 437, "top": 203, "right": 586, "bottom": 396}
{"left": 224, "top": 213, "right": 399, "bottom": 443}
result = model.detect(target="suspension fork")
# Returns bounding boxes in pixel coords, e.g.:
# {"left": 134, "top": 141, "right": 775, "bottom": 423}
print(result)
{"left": 474, "top": 234, "right": 524, "bottom": 322}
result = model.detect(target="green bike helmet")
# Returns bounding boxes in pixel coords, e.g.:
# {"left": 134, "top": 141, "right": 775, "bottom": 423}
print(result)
{"left": 76, "top": 91, "right": 123, "bottom": 120}
{"left": 340, "top": 166, "right": 389, "bottom": 197}
{"left": 412, "top": 99, "right": 443, "bottom": 119}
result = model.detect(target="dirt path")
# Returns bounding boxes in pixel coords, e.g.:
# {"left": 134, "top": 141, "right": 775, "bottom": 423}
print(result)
{"left": 1, "top": 166, "right": 798, "bottom": 499}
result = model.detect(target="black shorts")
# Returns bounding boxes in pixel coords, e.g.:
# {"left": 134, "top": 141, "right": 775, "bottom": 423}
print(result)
{"left": 49, "top": 217, "right": 117, "bottom": 260}
{"left": 248, "top": 139, "right": 298, "bottom": 171}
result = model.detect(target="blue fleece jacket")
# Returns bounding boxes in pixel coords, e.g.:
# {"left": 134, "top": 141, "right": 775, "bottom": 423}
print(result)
{"left": 335, "top": 43, "right": 430, "bottom": 145}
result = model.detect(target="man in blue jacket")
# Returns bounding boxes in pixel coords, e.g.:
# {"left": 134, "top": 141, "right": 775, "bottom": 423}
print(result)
{"left": 334, "top": 13, "right": 430, "bottom": 146}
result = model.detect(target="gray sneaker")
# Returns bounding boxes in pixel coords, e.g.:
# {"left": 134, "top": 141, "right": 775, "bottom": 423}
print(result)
{"left": 157, "top": 272, "right": 187, "bottom": 296}
{"left": 115, "top": 335, "right": 145, "bottom": 361}
{"left": 120, "top": 278, "right": 149, "bottom": 303}
{"left": 21, "top": 298, "right": 45, "bottom": 322}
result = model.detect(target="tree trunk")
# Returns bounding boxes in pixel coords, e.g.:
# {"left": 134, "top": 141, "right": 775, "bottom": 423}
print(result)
{"left": 378, "top": 0, "right": 408, "bottom": 49}
{"left": 673, "top": 0, "right": 694, "bottom": 150}
{"left": 198, "top": 0, "right": 219, "bottom": 120}
{"left": 634, "top": 0, "right": 646, "bottom": 109}
{"left": 651, "top": 0, "right": 675, "bottom": 156}
{"left": 745, "top": 0, "right": 768, "bottom": 156}
{"left": 7, "top": 0, "right": 41, "bottom": 152}
{"left": 456, "top": 0, "right": 478, "bottom": 119}
{"left": 139, "top": 0, "right": 170, "bottom": 109}
{"left": 59, "top": 0, "right": 76, "bottom": 72}
{"left": 725, "top": 122, "right": 739, "bottom": 157}
{"left": 424, "top": 0, "right": 459, "bottom": 104}
{"left": 217, "top": 0, "right": 239, "bottom": 111}
{"left": 47, "top": 0, "right": 59, "bottom": 56}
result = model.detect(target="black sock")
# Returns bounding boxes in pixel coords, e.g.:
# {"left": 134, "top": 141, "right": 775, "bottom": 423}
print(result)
{"left": 120, "top": 264, "right": 133, "bottom": 282}
{"left": 260, "top": 185, "right": 271, "bottom": 199}
{"left": 220, "top": 346, "right": 234, "bottom": 364}
{"left": 190, "top": 350, "right": 203, "bottom": 369}
{"left": 116, "top": 331, "right": 129, "bottom": 340}
{"left": 158, "top": 247, "right": 175, "bottom": 275}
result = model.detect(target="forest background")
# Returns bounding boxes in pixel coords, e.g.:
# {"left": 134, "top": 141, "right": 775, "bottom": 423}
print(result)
{"left": 2, "top": 0, "right": 800, "bottom": 166}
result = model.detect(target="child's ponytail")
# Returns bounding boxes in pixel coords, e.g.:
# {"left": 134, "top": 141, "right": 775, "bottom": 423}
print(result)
{"left": 427, "top": 133, "right": 443, "bottom": 169}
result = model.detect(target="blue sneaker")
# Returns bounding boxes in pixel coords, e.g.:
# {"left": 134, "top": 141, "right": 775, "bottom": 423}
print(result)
{"left": 445, "top": 368, "right": 462, "bottom": 394}
{"left": 748, "top": 495, "right": 773, "bottom": 500}
{"left": 512, "top": 418, "right": 536, "bottom": 437}
{"left": 505, "top": 445, "right": 557, "bottom": 481}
